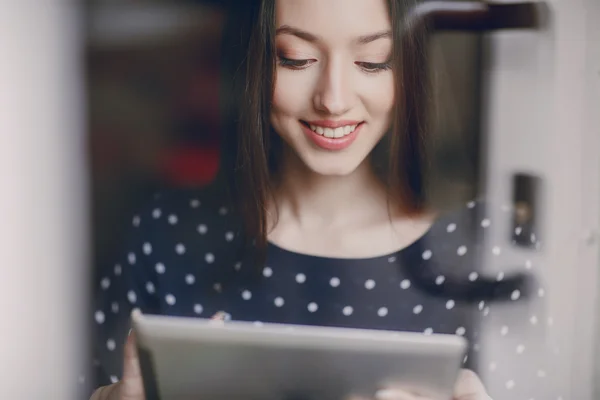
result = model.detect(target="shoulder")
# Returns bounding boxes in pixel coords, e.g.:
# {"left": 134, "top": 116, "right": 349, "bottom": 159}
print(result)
{"left": 416, "top": 197, "right": 537, "bottom": 301}
{"left": 428, "top": 198, "right": 540, "bottom": 249}
{"left": 124, "top": 183, "right": 246, "bottom": 270}
{"left": 131, "top": 183, "right": 241, "bottom": 233}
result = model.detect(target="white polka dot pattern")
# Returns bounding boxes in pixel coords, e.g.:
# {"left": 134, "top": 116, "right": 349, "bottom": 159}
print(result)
{"left": 165, "top": 294, "right": 176, "bottom": 305}
{"left": 146, "top": 282, "right": 155, "bottom": 294}
{"left": 100, "top": 278, "right": 110, "bottom": 290}
{"left": 185, "top": 274, "right": 195, "bottom": 285}
{"left": 364, "top": 279, "right": 376, "bottom": 290}
{"left": 94, "top": 311, "right": 105, "bottom": 324}
{"left": 155, "top": 263, "right": 166, "bottom": 274}
{"left": 190, "top": 199, "right": 200, "bottom": 208}
{"left": 127, "top": 291, "right": 137, "bottom": 304}
{"left": 91, "top": 196, "right": 553, "bottom": 398}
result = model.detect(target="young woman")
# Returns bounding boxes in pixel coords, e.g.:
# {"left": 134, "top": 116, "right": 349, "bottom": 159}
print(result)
{"left": 89, "top": 0, "right": 541, "bottom": 399}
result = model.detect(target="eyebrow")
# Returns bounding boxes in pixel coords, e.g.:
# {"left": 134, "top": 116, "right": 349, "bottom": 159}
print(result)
{"left": 275, "top": 25, "right": 392, "bottom": 45}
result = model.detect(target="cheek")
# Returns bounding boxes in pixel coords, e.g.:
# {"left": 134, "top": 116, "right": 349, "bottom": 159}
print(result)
{"left": 364, "top": 76, "right": 395, "bottom": 118}
{"left": 272, "top": 70, "right": 313, "bottom": 117}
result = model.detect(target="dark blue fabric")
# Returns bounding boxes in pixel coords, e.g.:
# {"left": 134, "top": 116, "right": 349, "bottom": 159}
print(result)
{"left": 90, "top": 186, "right": 529, "bottom": 389}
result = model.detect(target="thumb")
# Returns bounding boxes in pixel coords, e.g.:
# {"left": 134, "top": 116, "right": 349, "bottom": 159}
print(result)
{"left": 453, "top": 369, "right": 490, "bottom": 400}
{"left": 118, "top": 329, "right": 146, "bottom": 400}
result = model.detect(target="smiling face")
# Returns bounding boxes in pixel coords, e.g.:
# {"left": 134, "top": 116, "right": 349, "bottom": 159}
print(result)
{"left": 270, "top": 0, "right": 396, "bottom": 176}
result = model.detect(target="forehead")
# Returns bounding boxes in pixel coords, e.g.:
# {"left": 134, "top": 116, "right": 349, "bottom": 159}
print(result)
{"left": 275, "top": 0, "right": 391, "bottom": 42}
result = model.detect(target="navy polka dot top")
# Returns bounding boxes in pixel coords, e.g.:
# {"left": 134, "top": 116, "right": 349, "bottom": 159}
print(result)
{"left": 91, "top": 186, "right": 559, "bottom": 399}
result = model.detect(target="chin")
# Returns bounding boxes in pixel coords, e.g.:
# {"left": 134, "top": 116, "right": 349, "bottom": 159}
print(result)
{"left": 300, "top": 153, "right": 365, "bottom": 177}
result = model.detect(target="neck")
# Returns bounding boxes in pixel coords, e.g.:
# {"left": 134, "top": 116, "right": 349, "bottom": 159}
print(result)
{"left": 272, "top": 147, "right": 388, "bottom": 229}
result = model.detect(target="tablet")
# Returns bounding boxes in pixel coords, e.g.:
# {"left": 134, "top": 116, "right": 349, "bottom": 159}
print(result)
{"left": 132, "top": 310, "right": 467, "bottom": 400}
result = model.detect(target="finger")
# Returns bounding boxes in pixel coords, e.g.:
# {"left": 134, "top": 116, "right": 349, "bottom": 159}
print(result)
{"left": 375, "top": 388, "right": 426, "bottom": 400}
{"left": 119, "top": 329, "right": 146, "bottom": 400}
{"left": 211, "top": 311, "right": 228, "bottom": 321}
{"left": 453, "top": 369, "right": 489, "bottom": 400}
{"left": 122, "top": 330, "right": 141, "bottom": 380}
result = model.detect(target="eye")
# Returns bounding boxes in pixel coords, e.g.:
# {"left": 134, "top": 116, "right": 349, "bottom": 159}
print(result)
{"left": 278, "top": 56, "right": 315, "bottom": 70}
{"left": 356, "top": 61, "right": 392, "bottom": 74}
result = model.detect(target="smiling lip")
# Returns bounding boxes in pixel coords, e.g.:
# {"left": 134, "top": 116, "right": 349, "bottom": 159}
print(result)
{"left": 301, "top": 120, "right": 364, "bottom": 151}
{"left": 305, "top": 119, "right": 363, "bottom": 128}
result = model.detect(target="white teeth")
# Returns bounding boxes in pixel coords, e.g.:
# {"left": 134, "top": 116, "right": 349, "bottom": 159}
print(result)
{"left": 309, "top": 124, "right": 358, "bottom": 138}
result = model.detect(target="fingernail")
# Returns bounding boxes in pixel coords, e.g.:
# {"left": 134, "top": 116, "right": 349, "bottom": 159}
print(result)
{"left": 128, "top": 328, "right": 132, "bottom": 337}
{"left": 211, "top": 311, "right": 227, "bottom": 320}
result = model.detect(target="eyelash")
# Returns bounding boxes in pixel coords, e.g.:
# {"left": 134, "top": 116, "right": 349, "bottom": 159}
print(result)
{"left": 277, "top": 57, "right": 392, "bottom": 74}
{"left": 278, "top": 57, "right": 314, "bottom": 69}
{"left": 356, "top": 61, "right": 392, "bottom": 74}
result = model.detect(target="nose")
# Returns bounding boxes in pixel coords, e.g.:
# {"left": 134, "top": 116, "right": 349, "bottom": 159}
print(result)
{"left": 313, "top": 57, "right": 352, "bottom": 116}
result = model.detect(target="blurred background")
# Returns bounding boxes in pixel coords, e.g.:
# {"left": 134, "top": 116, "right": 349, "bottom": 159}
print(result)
{"left": 86, "top": 0, "right": 485, "bottom": 282}
{"left": 1, "top": 0, "right": 599, "bottom": 398}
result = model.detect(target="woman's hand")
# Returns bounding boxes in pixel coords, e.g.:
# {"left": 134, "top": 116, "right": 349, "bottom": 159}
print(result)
{"left": 372, "top": 369, "right": 490, "bottom": 400}
{"left": 91, "top": 316, "right": 487, "bottom": 400}
{"left": 115, "top": 330, "right": 146, "bottom": 400}
{"left": 89, "top": 330, "right": 145, "bottom": 400}
{"left": 90, "top": 311, "right": 230, "bottom": 400}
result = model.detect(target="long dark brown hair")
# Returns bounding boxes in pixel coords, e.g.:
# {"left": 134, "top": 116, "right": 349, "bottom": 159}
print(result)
{"left": 218, "top": 0, "right": 530, "bottom": 302}
{"left": 219, "top": 0, "right": 427, "bottom": 250}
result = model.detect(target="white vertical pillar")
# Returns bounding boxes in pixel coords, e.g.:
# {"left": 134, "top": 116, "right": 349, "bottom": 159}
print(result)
{"left": 0, "top": 2, "right": 87, "bottom": 399}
